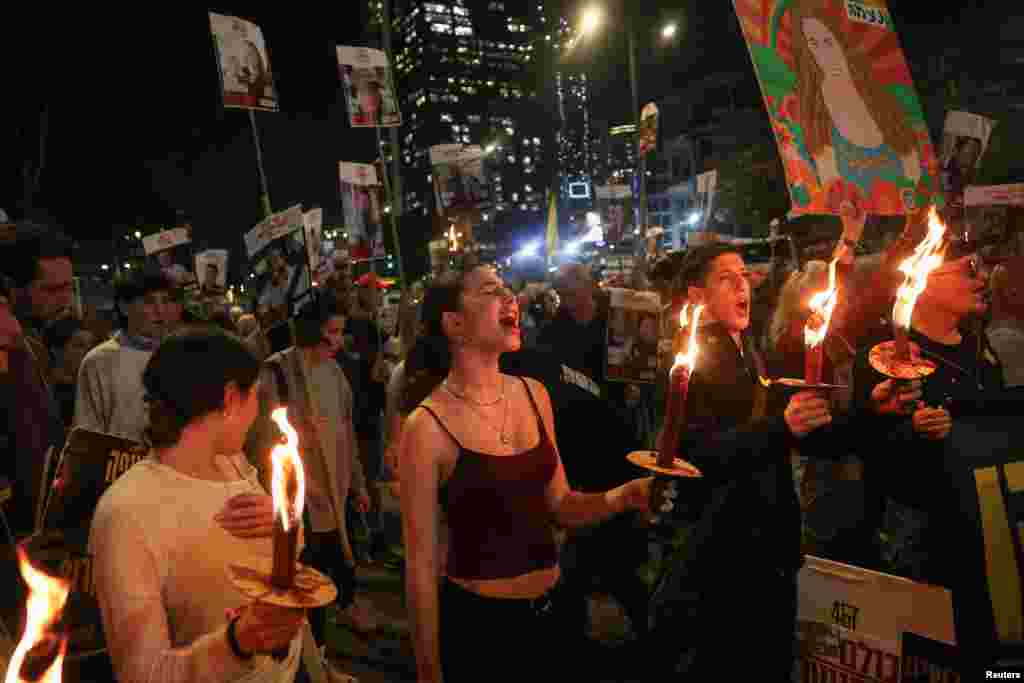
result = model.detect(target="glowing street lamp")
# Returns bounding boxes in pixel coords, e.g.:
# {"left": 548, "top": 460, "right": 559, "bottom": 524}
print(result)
{"left": 580, "top": 6, "right": 602, "bottom": 36}
{"left": 661, "top": 23, "right": 678, "bottom": 39}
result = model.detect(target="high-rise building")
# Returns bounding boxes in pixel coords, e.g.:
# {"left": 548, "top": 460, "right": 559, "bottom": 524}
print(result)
{"left": 377, "top": 0, "right": 551, "bottom": 248}
{"left": 550, "top": 14, "right": 593, "bottom": 215}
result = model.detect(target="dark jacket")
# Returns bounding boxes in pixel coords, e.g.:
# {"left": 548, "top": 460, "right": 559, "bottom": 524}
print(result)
{"left": 852, "top": 325, "right": 1017, "bottom": 667}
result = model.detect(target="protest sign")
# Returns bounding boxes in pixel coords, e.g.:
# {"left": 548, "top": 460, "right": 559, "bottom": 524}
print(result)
{"left": 303, "top": 208, "right": 324, "bottom": 278}
{"left": 339, "top": 162, "right": 383, "bottom": 261}
{"left": 605, "top": 288, "right": 662, "bottom": 384}
{"left": 337, "top": 46, "right": 402, "bottom": 128}
{"left": 595, "top": 184, "right": 633, "bottom": 244}
{"left": 429, "top": 144, "right": 489, "bottom": 224}
{"left": 142, "top": 226, "right": 196, "bottom": 290}
{"left": 795, "top": 555, "right": 955, "bottom": 682}
{"left": 639, "top": 102, "right": 659, "bottom": 157}
{"left": 209, "top": 12, "right": 278, "bottom": 112}
{"left": 734, "top": 0, "right": 938, "bottom": 216}
{"left": 195, "top": 249, "right": 229, "bottom": 298}
{"left": 31, "top": 428, "right": 147, "bottom": 659}
{"left": 245, "top": 205, "right": 311, "bottom": 320}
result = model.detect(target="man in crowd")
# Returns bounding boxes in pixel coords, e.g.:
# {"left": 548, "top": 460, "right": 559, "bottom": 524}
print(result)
{"left": 344, "top": 275, "right": 390, "bottom": 558}
{"left": 0, "top": 223, "right": 75, "bottom": 375}
{"left": 74, "top": 270, "right": 176, "bottom": 442}
{"left": 648, "top": 243, "right": 903, "bottom": 680}
{"left": 853, "top": 241, "right": 1022, "bottom": 671}
{"left": 0, "top": 275, "right": 64, "bottom": 538}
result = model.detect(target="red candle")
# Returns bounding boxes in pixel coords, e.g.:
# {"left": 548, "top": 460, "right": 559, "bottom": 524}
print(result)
{"left": 658, "top": 304, "right": 704, "bottom": 468}
{"left": 805, "top": 340, "right": 824, "bottom": 385}
{"left": 658, "top": 360, "right": 691, "bottom": 468}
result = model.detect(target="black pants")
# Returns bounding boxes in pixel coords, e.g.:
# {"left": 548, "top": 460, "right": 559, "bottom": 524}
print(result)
{"left": 440, "top": 578, "right": 567, "bottom": 682}
{"left": 648, "top": 565, "right": 797, "bottom": 680}
{"left": 301, "top": 528, "right": 356, "bottom": 645}
{"left": 560, "top": 514, "right": 651, "bottom": 639}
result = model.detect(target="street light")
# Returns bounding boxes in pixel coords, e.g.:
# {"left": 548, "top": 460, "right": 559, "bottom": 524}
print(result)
{"left": 661, "top": 23, "right": 678, "bottom": 39}
{"left": 134, "top": 230, "right": 141, "bottom": 239}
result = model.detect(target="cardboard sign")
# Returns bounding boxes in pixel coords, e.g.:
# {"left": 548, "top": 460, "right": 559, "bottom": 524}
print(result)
{"left": 734, "top": 0, "right": 938, "bottom": 216}
{"left": 605, "top": 288, "right": 662, "bottom": 384}
{"left": 339, "top": 162, "right": 383, "bottom": 261}
{"left": 795, "top": 555, "right": 955, "bottom": 682}
{"left": 337, "top": 46, "right": 402, "bottom": 128}
{"left": 143, "top": 226, "right": 196, "bottom": 290}
{"left": 33, "top": 428, "right": 147, "bottom": 659}
{"left": 195, "top": 249, "right": 229, "bottom": 298}
{"left": 209, "top": 12, "right": 278, "bottom": 112}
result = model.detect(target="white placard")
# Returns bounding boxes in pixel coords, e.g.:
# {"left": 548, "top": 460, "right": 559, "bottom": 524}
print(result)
{"left": 244, "top": 205, "right": 304, "bottom": 259}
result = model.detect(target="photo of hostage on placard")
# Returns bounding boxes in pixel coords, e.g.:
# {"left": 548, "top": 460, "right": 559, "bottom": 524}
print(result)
{"left": 337, "top": 46, "right": 402, "bottom": 128}
{"left": 209, "top": 12, "right": 278, "bottom": 111}
{"left": 734, "top": 0, "right": 939, "bottom": 217}
{"left": 195, "top": 249, "right": 228, "bottom": 298}
{"left": 939, "top": 110, "right": 995, "bottom": 218}
{"left": 142, "top": 227, "right": 196, "bottom": 290}
{"left": 606, "top": 288, "right": 662, "bottom": 383}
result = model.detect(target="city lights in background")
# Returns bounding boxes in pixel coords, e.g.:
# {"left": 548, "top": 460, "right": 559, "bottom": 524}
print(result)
{"left": 687, "top": 211, "right": 702, "bottom": 226}
{"left": 662, "top": 23, "right": 678, "bottom": 39}
{"left": 517, "top": 240, "right": 541, "bottom": 260}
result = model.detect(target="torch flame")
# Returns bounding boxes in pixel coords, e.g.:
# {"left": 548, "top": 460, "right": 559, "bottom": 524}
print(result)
{"left": 269, "top": 407, "right": 306, "bottom": 533}
{"left": 5, "top": 548, "right": 69, "bottom": 683}
{"left": 893, "top": 207, "right": 947, "bottom": 332}
{"left": 672, "top": 304, "right": 705, "bottom": 373}
{"left": 448, "top": 225, "right": 459, "bottom": 252}
{"left": 804, "top": 257, "right": 840, "bottom": 349}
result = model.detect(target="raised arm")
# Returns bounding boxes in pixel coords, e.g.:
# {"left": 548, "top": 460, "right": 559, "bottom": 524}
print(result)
{"left": 398, "top": 408, "right": 446, "bottom": 683}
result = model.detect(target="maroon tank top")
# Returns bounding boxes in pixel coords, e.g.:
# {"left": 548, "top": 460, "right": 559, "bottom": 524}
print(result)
{"left": 422, "top": 377, "right": 559, "bottom": 580}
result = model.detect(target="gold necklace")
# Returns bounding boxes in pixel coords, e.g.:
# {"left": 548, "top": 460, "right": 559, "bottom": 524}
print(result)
{"left": 442, "top": 377, "right": 511, "bottom": 445}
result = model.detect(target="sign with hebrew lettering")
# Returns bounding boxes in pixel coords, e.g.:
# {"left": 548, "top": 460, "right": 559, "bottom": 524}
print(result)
{"left": 35, "top": 428, "right": 147, "bottom": 658}
{"left": 733, "top": 0, "right": 939, "bottom": 217}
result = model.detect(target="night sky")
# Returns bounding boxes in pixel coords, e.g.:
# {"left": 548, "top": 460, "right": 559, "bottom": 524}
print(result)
{"left": 1, "top": 2, "right": 981, "bottom": 280}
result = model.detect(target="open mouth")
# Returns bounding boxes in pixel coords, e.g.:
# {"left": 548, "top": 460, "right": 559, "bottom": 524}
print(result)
{"left": 500, "top": 312, "right": 519, "bottom": 330}
{"left": 736, "top": 300, "right": 750, "bottom": 317}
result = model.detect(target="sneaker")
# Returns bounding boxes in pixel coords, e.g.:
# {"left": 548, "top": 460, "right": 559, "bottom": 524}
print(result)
{"left": 338, "top": 599, "right": 378, "bottom": 634}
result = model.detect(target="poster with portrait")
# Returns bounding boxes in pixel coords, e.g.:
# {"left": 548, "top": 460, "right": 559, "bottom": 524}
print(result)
{"left": 595, "top": 184, "right": 632, "bottom": 244}
{"left": 142, "top": 226, "right": 196, "bottom": 290}
{"left": 696, "top": 170, "right": 718, "bottom": 228}
{"left": 303, "top": 208, "right": 324, "bottom": 277}
{"left": 639, "top": 102, "right": 659, "bottom": 157}
{"left": 337, "top": 46, "right": 402, "bottom": 128}
{"left": 339, "top": 162, "right": 383, "bottom": 261}
{"left": 430, "top": 144, "right": 490, "bottom": 223}
{"left": 209, "top": 12, "right": 278, "bottom": 112}
{"left": 734, "top": 0, "right": 938, "bottom": 217}
{"left": 195, "top": 249, "right": 228, "bottom": 298}
{"left": 605, "top": 287, "right": 662, "bottom": 384}
{"left": 245, "top": 205, "right": 311, "bottom": 322}
{"left": 940, "top": 110, "right": 996, "bottom": 221}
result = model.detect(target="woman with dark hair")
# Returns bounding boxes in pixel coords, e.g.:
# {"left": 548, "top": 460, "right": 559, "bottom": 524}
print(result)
{"left": 398, "top": 265, "right": 653, "bottom": 682}
{"left": 89, "top": 329, "right": 306, "bottom": 682}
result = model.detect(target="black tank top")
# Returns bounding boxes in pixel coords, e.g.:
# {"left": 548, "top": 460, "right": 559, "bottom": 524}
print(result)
{"left": 421, "top": 377, "right": 559, "bottom": 580}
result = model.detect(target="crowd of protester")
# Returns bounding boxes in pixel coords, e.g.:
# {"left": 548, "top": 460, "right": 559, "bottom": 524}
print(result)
{"left": 1, "top": 209, "right": 1023, "bottom": 680}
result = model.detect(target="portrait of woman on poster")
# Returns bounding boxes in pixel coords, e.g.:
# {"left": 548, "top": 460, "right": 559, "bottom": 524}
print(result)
{"left": 792, "top": 1, "right": 921, "bottom": 211}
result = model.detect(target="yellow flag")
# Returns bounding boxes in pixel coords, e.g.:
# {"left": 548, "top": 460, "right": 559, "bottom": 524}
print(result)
{"left": 546, "top": 188, "right": 559, "bottom": 265}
